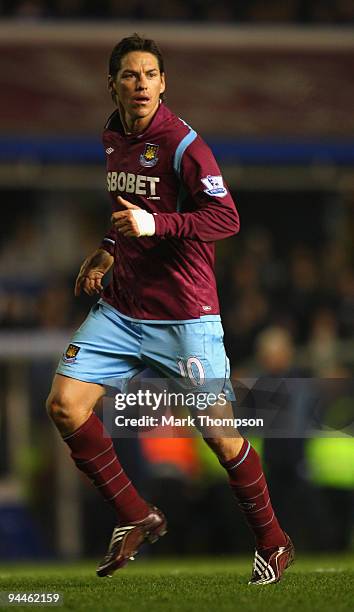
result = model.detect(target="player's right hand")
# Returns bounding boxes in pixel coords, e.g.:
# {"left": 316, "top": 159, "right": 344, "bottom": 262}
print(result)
{"left": 74, "top": 248, "right": 114, "bottom": 297}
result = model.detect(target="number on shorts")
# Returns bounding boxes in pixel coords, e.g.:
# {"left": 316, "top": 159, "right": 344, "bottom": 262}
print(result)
{"left": 178, "top": 357, "right": 205, "bottom": 386}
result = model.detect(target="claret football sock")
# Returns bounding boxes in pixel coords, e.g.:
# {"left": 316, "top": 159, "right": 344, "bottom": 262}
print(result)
{"left": 221, "top": 439, "right": 287, "bottom": 550}
{"left": 62, "top": 413, "right": 149, "bottom": 524}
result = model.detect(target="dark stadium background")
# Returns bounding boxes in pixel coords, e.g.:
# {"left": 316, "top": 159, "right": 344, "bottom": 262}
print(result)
{"left": 0, "top": 1, "right": 353, "bottom": 562}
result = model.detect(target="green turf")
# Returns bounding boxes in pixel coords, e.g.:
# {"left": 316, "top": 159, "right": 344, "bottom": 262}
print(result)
{"left": 0, "top": 554, "right": 353, "bottom": 612}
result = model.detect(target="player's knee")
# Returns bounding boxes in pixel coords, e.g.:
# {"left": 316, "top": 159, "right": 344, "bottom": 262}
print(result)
{"left": 46, "top": 391, "right": 76, "bottom": 426}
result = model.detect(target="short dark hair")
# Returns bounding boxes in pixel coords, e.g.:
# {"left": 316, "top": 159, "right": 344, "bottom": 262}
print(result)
{"left": 109, "top": 33, "right": 165, "bottom": 79}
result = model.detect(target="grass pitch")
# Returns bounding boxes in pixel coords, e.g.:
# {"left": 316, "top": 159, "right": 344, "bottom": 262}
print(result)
{"left": 0, "top": 554, "right": 353, "bottom": 612}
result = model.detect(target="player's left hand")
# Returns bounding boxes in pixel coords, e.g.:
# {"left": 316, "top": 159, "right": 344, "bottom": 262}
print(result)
{"left": 111, "top": 196, "right": 155, "bottom": 238}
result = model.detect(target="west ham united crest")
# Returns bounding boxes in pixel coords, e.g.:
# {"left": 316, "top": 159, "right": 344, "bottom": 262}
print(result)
{"left": 140, "top": 143, "right": 159, "bottom": 167}
{"left": 63, "top": 343, "right": 81, "bottom": 364}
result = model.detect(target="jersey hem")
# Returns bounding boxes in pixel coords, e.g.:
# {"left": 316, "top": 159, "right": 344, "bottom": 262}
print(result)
{"left": 98, "top": 298, "right": 221, "bottom": 324}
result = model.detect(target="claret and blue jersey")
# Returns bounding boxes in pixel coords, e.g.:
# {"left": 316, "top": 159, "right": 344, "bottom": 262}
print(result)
{"left": 100, "top": 102, "right": 240, "bottom": 321}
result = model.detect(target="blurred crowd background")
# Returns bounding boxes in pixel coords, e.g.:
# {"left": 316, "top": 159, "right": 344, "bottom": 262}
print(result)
{"left": 1, "top": 0, "right": 354, "bottom": 23}
{"left": 0, "top": 9, "right": 353, "bottom": 562}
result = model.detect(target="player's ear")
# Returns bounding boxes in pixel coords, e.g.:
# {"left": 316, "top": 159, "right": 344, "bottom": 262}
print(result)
{"left": 160, "top": 73, "right": 166, "bottom": 96}
{"left": 108, "top": 75, "right": 118, "bottom": 103}
{"left": 108, "top": 75, "right": 115, "bottom": 94}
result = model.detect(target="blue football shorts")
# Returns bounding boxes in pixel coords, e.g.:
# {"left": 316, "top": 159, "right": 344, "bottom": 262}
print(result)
{"left": 56, "top": 300, "right": 231, "bottom": 395}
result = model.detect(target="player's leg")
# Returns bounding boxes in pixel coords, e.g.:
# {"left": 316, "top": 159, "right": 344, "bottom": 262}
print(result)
{"left": 201, "top": 414, "right": 286, "bottom": 549}
{"left": 47, "top": 304, "right": 166, "bottom": 575}
{"left": 205, "top": 431, "right": 294, "bottom": 584}
{"left": 47, "top": 373, "right": 166, "bottom": 576}
{"left": 46, "top": 373, "right": 150, "bottom": 523}
{"left": 197, "top": 374, "right": 294, "bottom": 582}
{"left": 196, "top": 393, "right": 287, "bottom": 545}
{"left": 203, "top": 435, "right": 244, "bottom": 461}
{"left": 47, "top": 302, "right": 167, "bottom": 575}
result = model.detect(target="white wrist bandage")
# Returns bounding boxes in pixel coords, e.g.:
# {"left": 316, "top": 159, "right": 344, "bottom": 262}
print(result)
{"left": 131, "top": 210, "right": 156, "bottom": 237}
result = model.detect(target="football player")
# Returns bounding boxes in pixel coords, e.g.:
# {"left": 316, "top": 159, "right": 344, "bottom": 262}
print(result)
{"left": 47, "top": 34, "right": 294, "bottom": 583}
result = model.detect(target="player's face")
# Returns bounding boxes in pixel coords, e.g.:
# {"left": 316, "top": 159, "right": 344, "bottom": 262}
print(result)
{"left": 111, "top": 51, "right": 165, "bottom": 126}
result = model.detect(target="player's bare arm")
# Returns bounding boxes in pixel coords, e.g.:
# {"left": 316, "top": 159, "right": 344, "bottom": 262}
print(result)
{"left": 74, "top": 248, "right": 114, "bottom": 296}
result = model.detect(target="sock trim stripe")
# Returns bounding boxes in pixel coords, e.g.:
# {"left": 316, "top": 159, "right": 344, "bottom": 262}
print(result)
{"left": 227, "top": 440, "right": 251, "bottom": 471}
{"left": 242, "top": 484, "right": 268, "bottom": 501}
{"left": 62, "top": 427, "right": 84, "bottom": 441}
{"left": 76, "top": 444, "right": 113, "bottom": 465}
{"left": 254, "top": 512, "right": 275, "bottom": 529}
{"left": 107, "top": 480, "right": 132, "bottom": 502}
{"left": 90, "top": 457, "right": 117, "bottom": 475}
{"left": 95, "top": 469, "right": 123, "bottom": 488}
{"left": 233, "top": 472, "right": 263, "bottom": 489}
